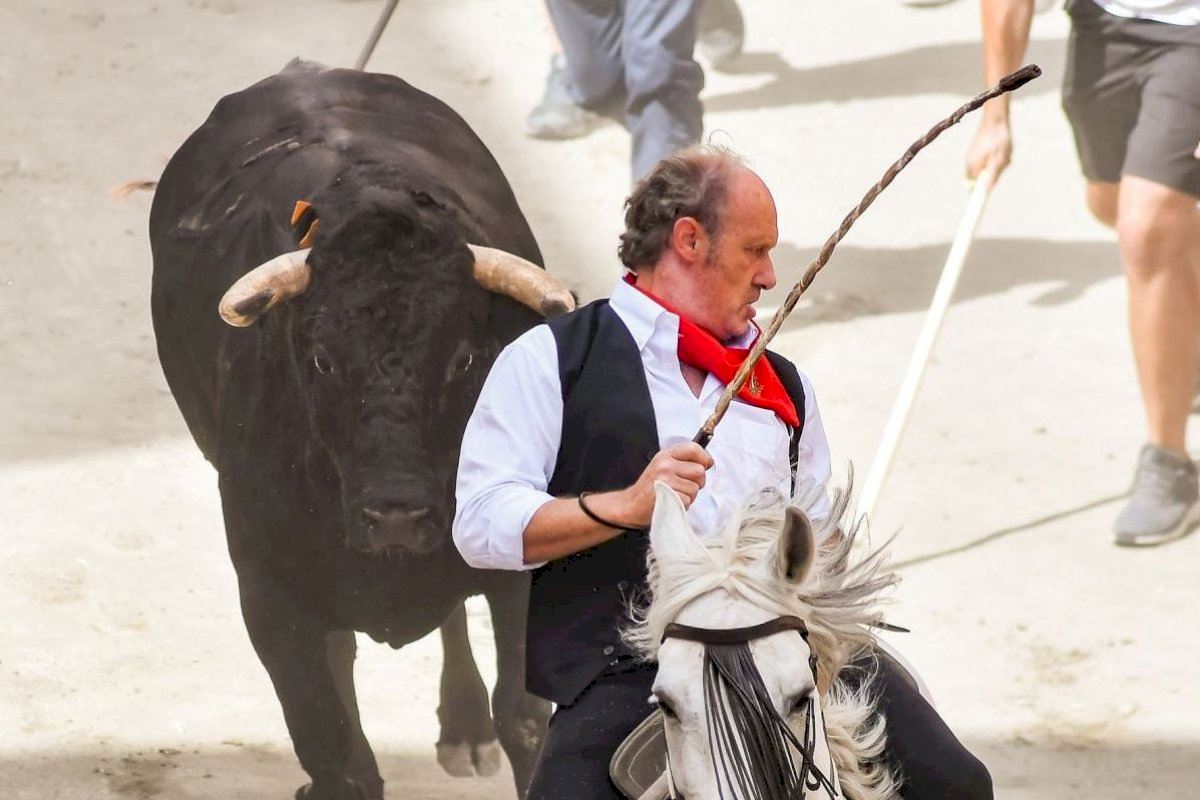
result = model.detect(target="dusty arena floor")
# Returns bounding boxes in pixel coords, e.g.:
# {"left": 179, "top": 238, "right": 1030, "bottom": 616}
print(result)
{"left": 2, "top": 0, "right": 1198, "bottom": 797}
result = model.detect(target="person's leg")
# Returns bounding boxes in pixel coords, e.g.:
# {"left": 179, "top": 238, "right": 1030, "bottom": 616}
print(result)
{"left": 546, "top": 0, "right": 626, "bottom": 108}
{"left": 1107, "top": 29, "right": 1200, "bottom": 544}
{"left": 529, "top": 0, "right": 623, "bottom": 140}
{"left": 1062, "top": 8, "right": 1200, "bottom": 544}
{"left": 526, "top": 661, "right": 657, "bottom": 800}
{"left": 1116, "top": 176, "right": 1200, "bottom": 456}
{"left": 1085, "top": 180, "right": 1119, "bottom": 229}
{"left": 864, "top": 653, "right": 994, "bottom": 799}
{"left": 620, "top": 0, "right": 704, "bottom": 179}
{"left": 696, "top": 0, "right": 744, "bottom": 70}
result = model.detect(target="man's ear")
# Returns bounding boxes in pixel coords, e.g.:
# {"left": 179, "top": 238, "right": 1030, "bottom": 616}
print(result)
{"left": 671, "top": 217, "right": 705, "bottom": 263}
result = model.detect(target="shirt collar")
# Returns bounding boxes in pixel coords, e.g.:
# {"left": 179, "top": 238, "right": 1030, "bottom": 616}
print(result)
{"left": 608, "top": 275, "right": 761, "bottom": 351}
{"left": 609, "top": 275, "right": 669, "bottom": 352}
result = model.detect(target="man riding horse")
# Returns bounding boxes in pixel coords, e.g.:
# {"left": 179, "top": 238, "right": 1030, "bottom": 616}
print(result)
{"left": 452, "top": 146, "right": 993, "bottom": 798}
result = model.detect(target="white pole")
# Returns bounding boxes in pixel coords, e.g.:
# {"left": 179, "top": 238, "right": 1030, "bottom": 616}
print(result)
{"left": 858, "top": 168, "right": 998, "bottom": 525}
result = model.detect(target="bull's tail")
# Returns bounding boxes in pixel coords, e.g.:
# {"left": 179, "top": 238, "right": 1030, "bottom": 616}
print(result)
{"left": 108, "top": 179, "right": 158, "bottom": 200}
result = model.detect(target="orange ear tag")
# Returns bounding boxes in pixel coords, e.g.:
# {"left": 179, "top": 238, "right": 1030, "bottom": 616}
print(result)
{"left": 291, "top": 200, "right": 319, "bottom": 247}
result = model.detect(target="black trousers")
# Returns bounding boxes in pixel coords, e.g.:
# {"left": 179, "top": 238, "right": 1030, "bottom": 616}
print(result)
{"left": 526, "top": 653, "right": 993, "bottom": 800}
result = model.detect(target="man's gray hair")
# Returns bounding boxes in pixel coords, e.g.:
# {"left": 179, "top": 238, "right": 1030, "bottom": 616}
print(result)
{"left": 618, "top": 144, "right": 747, "bottom": 272}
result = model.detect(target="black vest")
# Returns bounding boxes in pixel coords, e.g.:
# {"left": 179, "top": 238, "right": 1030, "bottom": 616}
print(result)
{"left": 526, "top": 300, "right": 807, "bottom": 705}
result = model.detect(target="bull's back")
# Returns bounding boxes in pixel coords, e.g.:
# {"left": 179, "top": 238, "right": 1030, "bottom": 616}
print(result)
{"left": 149, "top": 60, "right": 542, "bottom": 459}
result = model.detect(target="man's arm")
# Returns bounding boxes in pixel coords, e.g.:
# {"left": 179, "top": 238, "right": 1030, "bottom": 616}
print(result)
{"left": 522, "top": 442, "right": 712, "bottom": 563}
{"left": 453, "top": 326, "right": 713, "bottom": 569}
{"left": 966, "top": 0, "right": 1037, "bottom": 180}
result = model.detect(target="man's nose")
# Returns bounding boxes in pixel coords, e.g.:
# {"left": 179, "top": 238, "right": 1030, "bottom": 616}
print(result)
{"left": 758, "top": 258, "right": 778, "bottom": 291}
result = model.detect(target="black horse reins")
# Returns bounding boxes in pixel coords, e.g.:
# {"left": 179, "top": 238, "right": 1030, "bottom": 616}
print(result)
{"left": 660, "top": 616, "right": 839, "bottom": 799}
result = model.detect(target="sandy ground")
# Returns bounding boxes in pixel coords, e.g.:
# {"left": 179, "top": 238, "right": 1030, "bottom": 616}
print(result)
{"left": 2, "top": 0, "right": 1198, "bottom": 798}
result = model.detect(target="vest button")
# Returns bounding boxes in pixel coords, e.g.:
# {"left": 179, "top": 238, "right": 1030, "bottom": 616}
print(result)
{"left": 603, "top": 645, "right": 615, "bottom": 656}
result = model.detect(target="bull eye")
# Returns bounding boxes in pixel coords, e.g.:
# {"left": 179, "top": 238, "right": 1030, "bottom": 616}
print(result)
{"left": 312, "top": 349, "right": 334, "bottom": 375}
{"left": 443, "top": 348, "right": 476, "bottom": 385}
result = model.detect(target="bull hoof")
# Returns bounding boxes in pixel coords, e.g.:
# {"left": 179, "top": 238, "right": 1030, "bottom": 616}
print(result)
{"left": 472, "top": 740, "right": 503, "bottom": 777}
{"left": 436, "top": 742, "right": 476, "bottom": 778}
{"left": 295, "top": 778, "right": 370, "bottom": 800}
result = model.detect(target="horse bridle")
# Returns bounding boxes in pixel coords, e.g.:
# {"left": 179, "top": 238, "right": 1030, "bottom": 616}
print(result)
{"left": 659, "top": 615, "right": 838, "bottom": 800}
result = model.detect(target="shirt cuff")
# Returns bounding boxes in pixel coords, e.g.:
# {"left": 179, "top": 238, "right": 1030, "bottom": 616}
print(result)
{"left": 482, "top": 486, "right": 555, "bottom": 571}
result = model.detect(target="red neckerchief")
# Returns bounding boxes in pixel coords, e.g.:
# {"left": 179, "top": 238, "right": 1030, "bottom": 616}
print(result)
{"left": 624, "top": 274, "right": 800, "bottom": 428}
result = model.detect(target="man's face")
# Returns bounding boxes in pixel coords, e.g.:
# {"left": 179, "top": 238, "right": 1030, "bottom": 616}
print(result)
{"left": 693, "top": 169, "right": 779, "bottom": 341}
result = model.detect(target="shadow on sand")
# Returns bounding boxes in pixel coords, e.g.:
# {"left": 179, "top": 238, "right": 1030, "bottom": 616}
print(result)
{"left": 2, "top": 736, "right": 1195, "bottom": 799}
{"left": 763, "top": 236, "right": 1119, "bottom": 329}
{"left": 706, "top": 38, "right": 1066, "bottom": 114}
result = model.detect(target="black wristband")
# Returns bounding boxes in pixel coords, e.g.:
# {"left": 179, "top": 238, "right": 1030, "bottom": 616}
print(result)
{"left": 578, "top": 491, "right": 630, "bottom": 530}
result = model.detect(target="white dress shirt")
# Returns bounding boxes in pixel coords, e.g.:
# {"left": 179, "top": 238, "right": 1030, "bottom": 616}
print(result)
{"left": 453, "top": 277, "right": 833, "bottom": 571}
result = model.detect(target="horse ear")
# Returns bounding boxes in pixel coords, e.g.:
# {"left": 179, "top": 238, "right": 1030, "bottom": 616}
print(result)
{"left": 650, "top": 480, "right": 692, "bottom": 557}
{"left": 775, "top": 506, "right": 815, "bottom": 584}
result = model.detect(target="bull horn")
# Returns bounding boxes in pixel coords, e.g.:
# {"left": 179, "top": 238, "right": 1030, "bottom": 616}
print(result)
{"left": 218, "top": 248, "right": 313, "bottom": 327}
{"left": 468, "top": 244, "right": 575, "bottom": 318}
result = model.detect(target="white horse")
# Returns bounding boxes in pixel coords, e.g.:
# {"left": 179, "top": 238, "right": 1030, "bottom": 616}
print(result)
{"left": 624, "top": 479, "right": 900, "bottom": 800}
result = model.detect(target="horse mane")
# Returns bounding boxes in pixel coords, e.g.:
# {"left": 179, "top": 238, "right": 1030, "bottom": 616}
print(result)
{"left": 624, "top": 474, "right": 901, "bottom": 800}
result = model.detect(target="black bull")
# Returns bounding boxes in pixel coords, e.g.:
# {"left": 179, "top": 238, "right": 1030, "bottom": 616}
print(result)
{"left": 149, "top": 60, "right": 555, "bottom": 799}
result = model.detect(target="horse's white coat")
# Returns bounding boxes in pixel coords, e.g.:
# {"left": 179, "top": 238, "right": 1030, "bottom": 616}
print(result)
{"left": 628, "top": 480, "right": 899, "bottom": 800}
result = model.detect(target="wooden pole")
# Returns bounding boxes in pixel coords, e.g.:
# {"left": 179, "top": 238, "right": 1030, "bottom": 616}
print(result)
{"left": 354, "top": 0, "right": 402, "bottom": 71}
{"left": 857, "top": 166, "right": 998, "bottom": 524}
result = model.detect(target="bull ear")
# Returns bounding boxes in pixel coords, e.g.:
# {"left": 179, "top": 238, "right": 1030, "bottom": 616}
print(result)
{"left": 649, "top": 480, "right": 693, "bottom": 559}
{"left": 774, "top": 506, "right": 815, "bottom": 584}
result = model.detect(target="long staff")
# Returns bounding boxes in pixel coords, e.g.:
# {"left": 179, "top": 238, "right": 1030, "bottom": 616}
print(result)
{"left": 857, "top": 166, "right": 998, "bottom": 522}
{"left": 692, "top": 65, "right": 1041, "bottom": 448}
{"left": 354, "top": 0, "right": 402, "bottom": 71}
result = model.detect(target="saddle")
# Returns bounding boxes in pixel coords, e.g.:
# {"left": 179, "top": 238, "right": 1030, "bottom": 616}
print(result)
{"left": 609, "top": 709, "right": 668, "bottom": 800}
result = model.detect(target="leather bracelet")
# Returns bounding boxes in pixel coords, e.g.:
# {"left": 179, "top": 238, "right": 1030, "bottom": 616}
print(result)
{"left": 578, "top": 491, "right": 630, "bottom": 530}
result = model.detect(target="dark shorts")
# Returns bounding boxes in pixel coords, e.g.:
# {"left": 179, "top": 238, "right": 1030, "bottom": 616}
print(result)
{"left": 1062, "top": 0, "right": 1200, "bottom": 198}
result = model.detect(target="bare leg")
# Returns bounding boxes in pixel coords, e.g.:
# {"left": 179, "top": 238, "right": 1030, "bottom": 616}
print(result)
{"left": 1085, "top": 179, "right": 1118, "bottom": 229}
{"left": 1116, "top": 175, "right": 1200, "bottom": 454}
{"left": 436, "top": 602, "right": 500, "bottom": 778}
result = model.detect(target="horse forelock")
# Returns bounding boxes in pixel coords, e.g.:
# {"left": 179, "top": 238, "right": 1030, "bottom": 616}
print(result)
{"left": 626, "top": 474, "right": 895, "bottom": 678}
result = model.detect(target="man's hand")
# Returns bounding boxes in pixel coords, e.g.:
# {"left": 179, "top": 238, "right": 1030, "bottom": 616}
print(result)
{"left": 607, "top": 442, "right": 714, "bottom": 527}
{"left": 966, "top": 116, "right": 1013, "bottom": 182}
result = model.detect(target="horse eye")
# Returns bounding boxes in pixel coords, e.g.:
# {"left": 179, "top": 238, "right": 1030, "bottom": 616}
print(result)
{"left": 652, "top": 694, "right": 678, "bottom": 720}
{"left": 785, "top": 691, "right": 812, "bottom": 717}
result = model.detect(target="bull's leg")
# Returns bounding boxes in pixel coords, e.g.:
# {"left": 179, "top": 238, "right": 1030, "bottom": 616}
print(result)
{"left": 325, "top": 631, "right": 384, "bottom": 800}
{"left": 435, "top": 601, "right": 501, "bottom": 778}
{"left": 482, "top": 575, "right": 550, "bottom": 798}
{"left": 234, "top": 558, "right": 368, "bottom": 800}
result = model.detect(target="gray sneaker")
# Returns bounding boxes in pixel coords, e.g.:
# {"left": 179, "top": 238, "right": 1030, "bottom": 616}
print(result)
{"left": 698, "top": 0, "right": 745, "bottom": 71}
{"left": 526, "top": 55, "right": 600, "bottom": 141}
{"left": 1113, "top": 444, "right": 1200, "bottom": 547}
